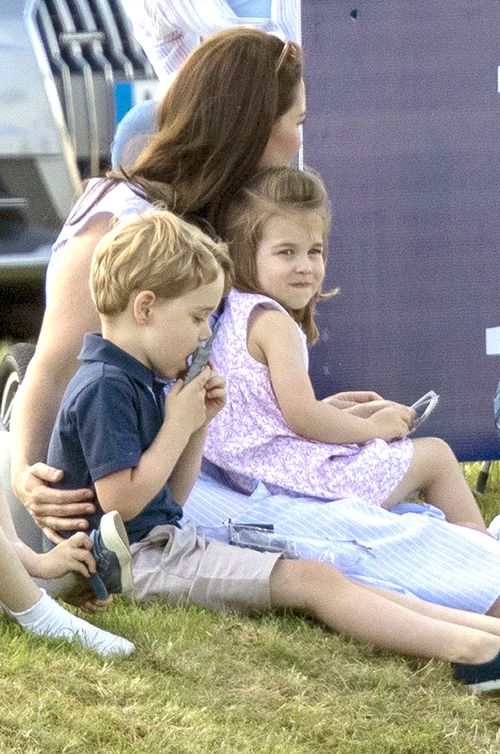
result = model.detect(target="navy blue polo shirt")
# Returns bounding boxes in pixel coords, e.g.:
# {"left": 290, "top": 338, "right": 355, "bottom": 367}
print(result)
{"left": 47, "top": 333, "right": 183, "bottom": 543}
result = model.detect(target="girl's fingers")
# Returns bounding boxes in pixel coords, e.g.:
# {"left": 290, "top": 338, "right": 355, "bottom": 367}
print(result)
{"left": 74, "top": 549, "right": 96, "bottom": 574}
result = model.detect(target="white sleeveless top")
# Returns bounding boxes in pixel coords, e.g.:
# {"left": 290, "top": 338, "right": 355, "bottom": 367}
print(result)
{"left": 46, "top": 178, "right": 152, "bottom": 298}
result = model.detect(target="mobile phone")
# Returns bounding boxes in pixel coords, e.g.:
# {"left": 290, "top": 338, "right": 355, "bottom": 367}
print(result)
{"left": 409, "top": 390, "right": 439, "bottom": 433}
{"left": 183, "top": 318, "right": 221, "bottom": 384}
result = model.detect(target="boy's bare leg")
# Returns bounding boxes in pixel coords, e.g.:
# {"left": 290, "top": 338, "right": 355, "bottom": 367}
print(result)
{"left": 269, "top": 560, "right": 500, "bottom": 665}
{"left": 354, "top": 580, "right": 500, "bottom": 632}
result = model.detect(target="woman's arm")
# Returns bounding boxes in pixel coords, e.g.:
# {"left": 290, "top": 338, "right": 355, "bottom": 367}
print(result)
{"left": 248, "top": 309, "right": 411, "bottom": 445}
{"left": 10, "top": 214, "right": 114, "bottom": 531}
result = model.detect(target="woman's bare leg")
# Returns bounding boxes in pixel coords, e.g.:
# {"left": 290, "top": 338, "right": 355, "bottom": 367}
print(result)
{"left": 269, "top": 560, "right": 500, "bottom": 664}
{"left": 355, "top": 579, "right": 500, "bottom": 632}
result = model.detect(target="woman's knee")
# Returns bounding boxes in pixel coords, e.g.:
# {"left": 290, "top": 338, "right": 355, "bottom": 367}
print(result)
{"left": 269, "top": 558, "right": 343, "bottom": 612}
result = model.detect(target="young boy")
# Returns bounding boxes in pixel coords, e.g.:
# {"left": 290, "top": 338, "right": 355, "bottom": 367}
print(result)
{"left": 45, "top": 210, "right": 500, "bottom": 692}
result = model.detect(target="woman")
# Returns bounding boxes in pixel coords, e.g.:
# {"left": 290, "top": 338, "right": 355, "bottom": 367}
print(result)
{"left": 10, "top": 27, "right": 305, "bottom": 535}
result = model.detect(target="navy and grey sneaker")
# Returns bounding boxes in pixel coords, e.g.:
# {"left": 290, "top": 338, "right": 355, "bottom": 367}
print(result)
{"left": 453, "top": 652, "right": 500, "bottom": 693}
{"left": 89, "top": 511, "right": 134, "bottom": 600}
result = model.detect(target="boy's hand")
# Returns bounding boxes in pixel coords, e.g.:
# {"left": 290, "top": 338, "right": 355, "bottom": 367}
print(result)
{"left": 165, "top": 367, "right": 211, "bottom": 434}
{"left": 203, "top": 368, "right": 226, "bottom": 422}
{"left": 36, "top": 531, "right": 97, "bottom": 580}
{"left": 59, "top": 578, "right": 113, "bottom": 613}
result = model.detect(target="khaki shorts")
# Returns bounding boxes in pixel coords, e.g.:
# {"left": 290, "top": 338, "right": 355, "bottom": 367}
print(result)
{"left": 130, "top": 519, "right": 282, "bottom": 614}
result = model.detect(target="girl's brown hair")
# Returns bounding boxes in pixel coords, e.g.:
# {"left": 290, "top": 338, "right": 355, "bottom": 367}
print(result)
{"left": 108, "top": 28, "right": 302, "bottom": 235}
{"left": 221, "top": 167, "right": 336, "bottom": 343}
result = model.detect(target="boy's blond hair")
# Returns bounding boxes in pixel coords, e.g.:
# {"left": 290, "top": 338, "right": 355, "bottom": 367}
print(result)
{"left": 90, "top": 210, "right": 232, "bottom": 315}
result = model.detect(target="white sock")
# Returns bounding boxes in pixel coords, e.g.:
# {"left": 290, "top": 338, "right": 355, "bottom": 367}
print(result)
{"left": 6, "top": 589, "right": 135, "bottom": 657}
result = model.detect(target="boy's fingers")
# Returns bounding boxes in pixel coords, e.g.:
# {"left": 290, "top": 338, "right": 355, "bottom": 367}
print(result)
{"left": 169, "top": 379, "right": 184, "bottom": 394}
{"left": 188, "top": 366, "right": 211, "bottom": 388}
{"left": 205, "top": 375, "right": 225, "bottom": 391}
{"left": 81, "top": 595, "right": 113, "bottom": 613}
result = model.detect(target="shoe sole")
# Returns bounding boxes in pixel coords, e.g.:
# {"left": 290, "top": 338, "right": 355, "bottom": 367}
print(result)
{"left": 99, "top": 511, "right": 135, "bottom": 598}
{"left": 465, "top": 679, "right": 500, "bottom": 694}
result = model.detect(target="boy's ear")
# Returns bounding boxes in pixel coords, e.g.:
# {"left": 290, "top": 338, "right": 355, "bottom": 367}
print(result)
{"left": 133, "top": 290, "right": 156, "bottom": 324}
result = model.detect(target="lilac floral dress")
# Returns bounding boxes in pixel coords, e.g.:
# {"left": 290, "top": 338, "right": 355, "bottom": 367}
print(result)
{"left": 204, "top": 290, "right": 413, "bottom": 505}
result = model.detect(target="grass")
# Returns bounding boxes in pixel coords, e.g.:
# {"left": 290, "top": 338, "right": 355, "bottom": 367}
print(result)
{"left": 0, "top": 342, "right": 500, "bottom": 751}
{"left": 0, "top": 480, "right": 498, "bottom": 752}
{"left": 1, "top": 593, "right": 500, "bottom": 754}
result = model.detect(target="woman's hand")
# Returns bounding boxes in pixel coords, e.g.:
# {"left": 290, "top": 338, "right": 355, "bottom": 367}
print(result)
{"left": 14, "top": 462, "right": 95, "bottom": 539}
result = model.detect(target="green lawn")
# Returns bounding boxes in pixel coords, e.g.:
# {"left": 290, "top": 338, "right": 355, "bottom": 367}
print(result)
{"left": 0, "top": 343, "right": 499, "bottom": 752}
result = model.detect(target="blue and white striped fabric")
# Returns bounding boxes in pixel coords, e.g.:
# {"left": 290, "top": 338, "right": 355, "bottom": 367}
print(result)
{"left": 185, "top": 473, "right": 500, "bottom": 614}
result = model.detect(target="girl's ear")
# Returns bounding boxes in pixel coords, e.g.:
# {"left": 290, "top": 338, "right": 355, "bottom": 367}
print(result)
{"left": 133, "top": 290, "right": 156, "bottom": 324}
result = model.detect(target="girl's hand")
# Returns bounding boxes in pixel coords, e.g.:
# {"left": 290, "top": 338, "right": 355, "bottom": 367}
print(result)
{"left": 345, "top": 399, "right": 414, "bottom": 424}
{"left": 367, "top": 406, "right": 411, "bottom": 442}
{"left": 165, "top": 368, "right": 210, "bottom": 435}
{"left": 329, "top": 390, "right": 383, "bottom": 404}
{"left": 14, "top": 462, "right": 95, "bottom": 535}
{"left": 36, "top": 531, "right": 97, "bottom": 580}
{"left": 203, "top": 368, "right": 227, "bottom": 423}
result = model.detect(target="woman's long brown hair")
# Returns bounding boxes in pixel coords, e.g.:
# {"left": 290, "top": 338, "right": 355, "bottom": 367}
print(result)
{"left": 92, "top": 28, "right": 302, "bottom": 237}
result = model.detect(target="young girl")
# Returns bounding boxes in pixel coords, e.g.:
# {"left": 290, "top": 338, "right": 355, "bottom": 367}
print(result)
{"left": 203, "top": 166, "right": 488, "bottom": 533}
{"left": 36, "top": 209, "right": 500, "bottom": 693}
{"left": 0, "top": 483, "right": 134, "bottom": 656}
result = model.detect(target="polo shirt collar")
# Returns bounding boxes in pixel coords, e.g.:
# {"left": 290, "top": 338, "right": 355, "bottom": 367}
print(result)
{"left": 79, "top": 332, "right": 163, "bottom": 389}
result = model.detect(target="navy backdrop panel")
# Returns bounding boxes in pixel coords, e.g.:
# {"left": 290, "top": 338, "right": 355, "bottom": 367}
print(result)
{"left": 302, "top": 0, "right": 500, "bottom": 461}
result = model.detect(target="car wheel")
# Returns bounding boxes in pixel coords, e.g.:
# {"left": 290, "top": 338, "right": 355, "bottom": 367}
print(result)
{"left": 0, "top": 342, "right": 36, "bottom": 430}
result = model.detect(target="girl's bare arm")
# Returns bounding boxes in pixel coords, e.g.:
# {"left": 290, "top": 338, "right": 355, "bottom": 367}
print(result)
{"left": 248, "top": 309, "right": 410, "bottom": 445}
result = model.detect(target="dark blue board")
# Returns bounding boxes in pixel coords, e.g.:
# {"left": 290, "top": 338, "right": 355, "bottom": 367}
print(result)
{"left": 302, "top": 0, "right": 500, "bottom": 460}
